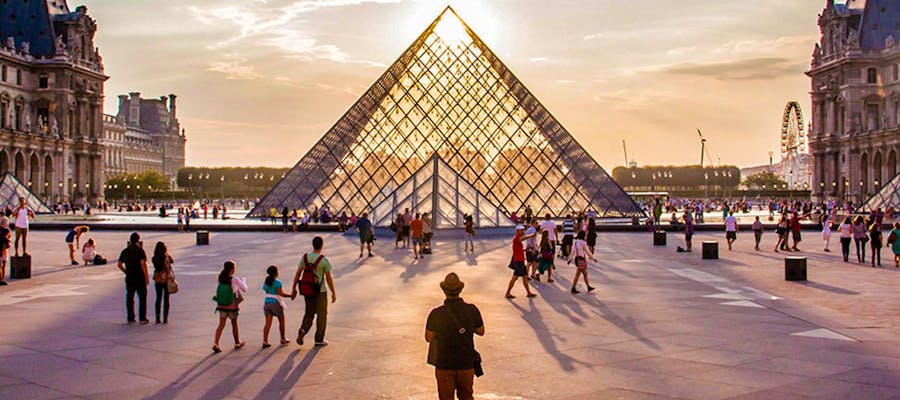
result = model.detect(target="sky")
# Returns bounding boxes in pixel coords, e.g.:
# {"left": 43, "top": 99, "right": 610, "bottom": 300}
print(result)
{"left": 81, "top": 0, "right": 827, "bottom": 169}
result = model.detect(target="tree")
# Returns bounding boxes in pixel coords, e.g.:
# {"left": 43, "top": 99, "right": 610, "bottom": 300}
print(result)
{"left": 742, "top": 170, "right": 786, "bottom": 189}
{"left": 104, "top": 171, "right": 169, "bottom": 199}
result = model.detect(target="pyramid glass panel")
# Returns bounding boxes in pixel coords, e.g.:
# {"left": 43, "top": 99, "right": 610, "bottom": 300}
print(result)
{"left": 0, "top": 173, "right": 52, "bottom": 214}
{"left": 249, "top": 7, "right": 642, "bottom": 224}
{"left": 863, "top": 172, "right": 900, "bottom": 212}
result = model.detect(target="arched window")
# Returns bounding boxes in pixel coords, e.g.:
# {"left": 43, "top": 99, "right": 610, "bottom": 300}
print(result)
{"left": 868, "top": 67, "right": 878, "bottom": 84}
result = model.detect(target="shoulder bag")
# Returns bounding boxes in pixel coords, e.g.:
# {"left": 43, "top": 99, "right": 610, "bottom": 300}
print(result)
{"left": 166, "top": 259, "right": 179, "bottom": 294}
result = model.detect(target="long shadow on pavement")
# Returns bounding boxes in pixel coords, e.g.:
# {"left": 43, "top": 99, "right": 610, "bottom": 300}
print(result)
{"left": 509, "top": 298, "right": 593, "bottom": 372}
{"left": 253, "top": 348, "right": 319, "bottom": 399}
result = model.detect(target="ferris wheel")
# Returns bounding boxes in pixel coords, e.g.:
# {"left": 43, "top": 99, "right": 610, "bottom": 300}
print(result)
{"left": 781, "top": 101, "right": 806, "bottom": 188}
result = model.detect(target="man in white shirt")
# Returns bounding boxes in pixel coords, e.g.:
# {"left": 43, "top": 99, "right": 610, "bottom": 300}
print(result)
{"left": 13, "top": 197, "right": 35, "bottom": 257}
{"left": 724, "top": 211, "right": 738, "bottom": 251}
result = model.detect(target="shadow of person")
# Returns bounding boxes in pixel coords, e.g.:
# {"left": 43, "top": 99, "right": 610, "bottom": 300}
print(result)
{"left": 253, "top": 349, "right": 319, "bottom": 399}
{"left": 508, "top": 299, "right": 592, "bottom": 372}
{"left": 144, "top": 353, "right": 223, "bottom": 400}
{"left": 196, "top": 349, "right": 280, "bottom": 400}
{"left": 580, "top": 294, "right": 660, "bottom": 351}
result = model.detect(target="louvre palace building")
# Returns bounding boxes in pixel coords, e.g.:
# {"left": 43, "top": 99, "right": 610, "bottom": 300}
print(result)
{"left": 0, "top": 1, "right": 185, "bottom": 204}
{"left": 808, "top": 0, "right": 900, "bottom": 203}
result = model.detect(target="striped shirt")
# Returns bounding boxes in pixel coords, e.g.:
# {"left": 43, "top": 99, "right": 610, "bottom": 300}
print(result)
{"left": 562, "top": 220, "right": 575, "bottom": 237}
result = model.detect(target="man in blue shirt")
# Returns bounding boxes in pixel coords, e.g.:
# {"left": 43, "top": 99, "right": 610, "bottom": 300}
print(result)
{"left": 356, "top": 212, "right": 374, "bottom": 258}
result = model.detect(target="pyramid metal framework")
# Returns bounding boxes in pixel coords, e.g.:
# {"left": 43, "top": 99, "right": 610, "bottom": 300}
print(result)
{"left": 0, "top": 173, "right": 53, "bottom": 214}
{"left": 371, "top": 155, "right": 512, "bottom": 228}
{"left": 863, "top": 172, "right": 900, "bottom": 212}
{"left": 249, "top": 7, "right": 642, "bottom": 225}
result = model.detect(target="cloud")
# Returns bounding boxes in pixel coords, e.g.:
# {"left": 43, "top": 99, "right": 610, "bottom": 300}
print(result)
{"left": 659, "top": 57, "right": 807, "bottom": 81}
{"left": 187, "top": 0, "right": 400, "bottom": 65}
{"left": 207, "top": 57, "right": 261, "bottom": 80}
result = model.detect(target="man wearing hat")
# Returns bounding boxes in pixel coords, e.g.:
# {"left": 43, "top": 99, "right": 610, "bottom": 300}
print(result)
{"left": 426, "top": 273, "right": 484, "bottom": 400}
{"left": 505, "top": 225, "right": 537, "bottom": 299}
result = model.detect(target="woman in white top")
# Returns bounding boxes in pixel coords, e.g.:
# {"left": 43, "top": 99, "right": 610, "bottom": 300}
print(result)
{"left": 821, "top": 213, "right": 832, "bottom": 252}
{"left": 838, "top": 217, "right": 853, "bottom": 262}
{"left": 568, "top": 231, "right": 597, "bottom": 294}
{"left": 81, "top": 238, "right": 96, "bottom": 265}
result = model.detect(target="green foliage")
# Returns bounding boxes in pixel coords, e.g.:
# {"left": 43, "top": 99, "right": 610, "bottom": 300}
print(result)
{"left": 104, "top": 171, "right": 169, "bottom": 199}
{"left": 612, "top": 165, "right": 741, "bottom": 188}
{"left": 742, "top": 170, "right": 787, "bottom": 189}
{"left": 177, "top": 167, "right": 290, "bottom": 198}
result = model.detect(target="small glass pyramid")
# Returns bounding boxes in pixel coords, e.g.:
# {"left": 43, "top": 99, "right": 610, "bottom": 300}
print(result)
{"left": 371, "top": 155, "right": 512, "bottom": 228}
{"left": 863, "top": 172, "right": 900, "bottom": 212}
{"left": 0, "top": 173, "right": 53, "bottom": 214}
{"left": 249, "top": 7, "right": 642, "bottom": 225}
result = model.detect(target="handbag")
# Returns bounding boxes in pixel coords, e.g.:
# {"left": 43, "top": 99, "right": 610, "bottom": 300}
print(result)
{"left": 166, "top": 265, "right": 179, "bottom": 294}
{"left": 474, "top": 350, "right": 484, "bottom": 377}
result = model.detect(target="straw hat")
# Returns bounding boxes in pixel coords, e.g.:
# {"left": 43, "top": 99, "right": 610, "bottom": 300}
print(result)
{"left": 439, "top": 272, "right": 464, "bottom": 295}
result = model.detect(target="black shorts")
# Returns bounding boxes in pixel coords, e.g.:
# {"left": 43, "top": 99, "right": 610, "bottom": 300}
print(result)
{"left": 726, "top": 231, "right": 736, "bottom": 240}
{"left": 685, "top": 233, "right": 693, "bottom": 241}
{"left": 792, "top": 231, "right": 801, "bottom": 241}
{"left": 525, "top": 250, "right": 537, "bottom": 263}
{"left": 402, "top": 226, "right": 411, "bottom": 237}
{"left": 511, "top": 261, "right": 527, "bottom": 276}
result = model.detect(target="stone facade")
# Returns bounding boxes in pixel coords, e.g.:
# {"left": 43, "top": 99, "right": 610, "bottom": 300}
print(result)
{"left": 0, "top": 2, "right": 107, "bottom": 203}
{"left": 102, "top": 92, "right": 186, "bottom": 185}
{"left": 808, "top": 0, "right": 900, "bottom": 203}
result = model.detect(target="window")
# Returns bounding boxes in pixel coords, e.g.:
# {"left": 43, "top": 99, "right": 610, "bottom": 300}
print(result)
{"left": 868, "top": 67, "right": 878, "bottom": 84}
{"left": 894, "top": 65, "right": 899, "bottom": 81}
{"left": 15, "top": 69, "right": 21, "bottom": 85}
{"left": 38, "top": 73, "right": 47, "bottom": 88}
{"left": 867, "top": 103, "right": 880, "bottom": 131}
{"left": 1, "top": 65, "right": 5, "bottom": 82}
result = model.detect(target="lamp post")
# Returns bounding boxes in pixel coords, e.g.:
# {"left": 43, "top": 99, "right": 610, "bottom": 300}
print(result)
{"left": 704, "top": 172, "right": 709, "bottom": 198}
{"left": 220, "top": 175, "right": 225, "bottom": 202}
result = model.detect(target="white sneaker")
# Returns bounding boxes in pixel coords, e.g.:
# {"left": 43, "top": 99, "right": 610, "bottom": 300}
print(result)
{"left": 314, "top": 340, "right": 329, "bottom": 347}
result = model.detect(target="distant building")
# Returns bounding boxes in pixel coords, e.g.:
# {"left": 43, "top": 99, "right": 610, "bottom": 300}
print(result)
{"left": 0, "top": 2, "right": 107, "bottom": 203}
{"left": 103, "top": 92, "right": 186, "bottom": 185}
{"left": 808, "top": 0, "right": 900, "bottom": 203}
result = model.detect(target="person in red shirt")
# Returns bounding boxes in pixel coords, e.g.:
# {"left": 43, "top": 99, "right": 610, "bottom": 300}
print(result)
{"left": 505, "top": 226, "right": 537, "bottom": 299}
{"left": 790, "top": 212, "right": 807, "bottom": 251}
{"left": 410, "top": 213, "right": 425, "bottom": 260}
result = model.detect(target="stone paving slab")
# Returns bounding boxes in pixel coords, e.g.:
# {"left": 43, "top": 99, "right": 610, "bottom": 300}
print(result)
{"left": 0, "top": 229, "right": 899, "bottom": 399}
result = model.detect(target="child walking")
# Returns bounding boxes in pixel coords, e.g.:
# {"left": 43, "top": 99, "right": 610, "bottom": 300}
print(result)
{"left": 262, "top": 265, "right": 292, "bottom": 348}
{"left": 213, "top": 260, "right": 248, "bottom": 353}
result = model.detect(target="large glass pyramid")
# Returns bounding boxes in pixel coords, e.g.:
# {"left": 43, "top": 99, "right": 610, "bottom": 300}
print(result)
{"left": 249, "top": 7, "right": 642, "bottom": 225}
{"left": 0, "top": 173, "right": 52, "bottom": 214}
{"left": 863, "top": 172, "right": 900, "bottom": 212}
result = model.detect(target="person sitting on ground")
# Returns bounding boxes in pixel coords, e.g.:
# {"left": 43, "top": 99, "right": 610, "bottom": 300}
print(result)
{"left": 81, "top": 238, "right": 96, "bottom": 265}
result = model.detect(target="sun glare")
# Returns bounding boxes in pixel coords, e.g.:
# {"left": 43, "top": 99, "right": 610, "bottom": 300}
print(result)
{"left": 401, "top": 1, "right": 503, "bottom": 48}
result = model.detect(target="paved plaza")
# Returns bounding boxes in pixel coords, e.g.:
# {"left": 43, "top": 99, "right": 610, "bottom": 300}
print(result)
{"left": 1, "top": 228, "right": 900, "bottom": 399}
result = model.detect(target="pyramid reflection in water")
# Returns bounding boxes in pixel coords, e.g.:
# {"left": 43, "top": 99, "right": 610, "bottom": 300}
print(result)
{"left": 249, "top": 7, "right": 641, "bottom": 226}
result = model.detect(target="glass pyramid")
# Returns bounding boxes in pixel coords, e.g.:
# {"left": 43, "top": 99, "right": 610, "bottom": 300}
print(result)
{"left": 863, "top": 172, "right": 900, "bottom": 212}
{"left": 0, "top": 173, "right": 52, "bottom": 214}
{"left": 371, "top": 154, "right": 512, "bottom": 228}
{"left": 249, "top": 7, "right": 642, "bottom": 225}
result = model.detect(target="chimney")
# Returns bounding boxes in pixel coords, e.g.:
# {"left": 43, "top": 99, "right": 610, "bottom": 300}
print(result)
{"left": 168, "top": 94, "right": 177, "bottom": 120}
{"left": 128, "top": 92, "right": 141, "bottom": 127}
{"left": 116, "top": 95, "right": 128, "bottom": 124}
